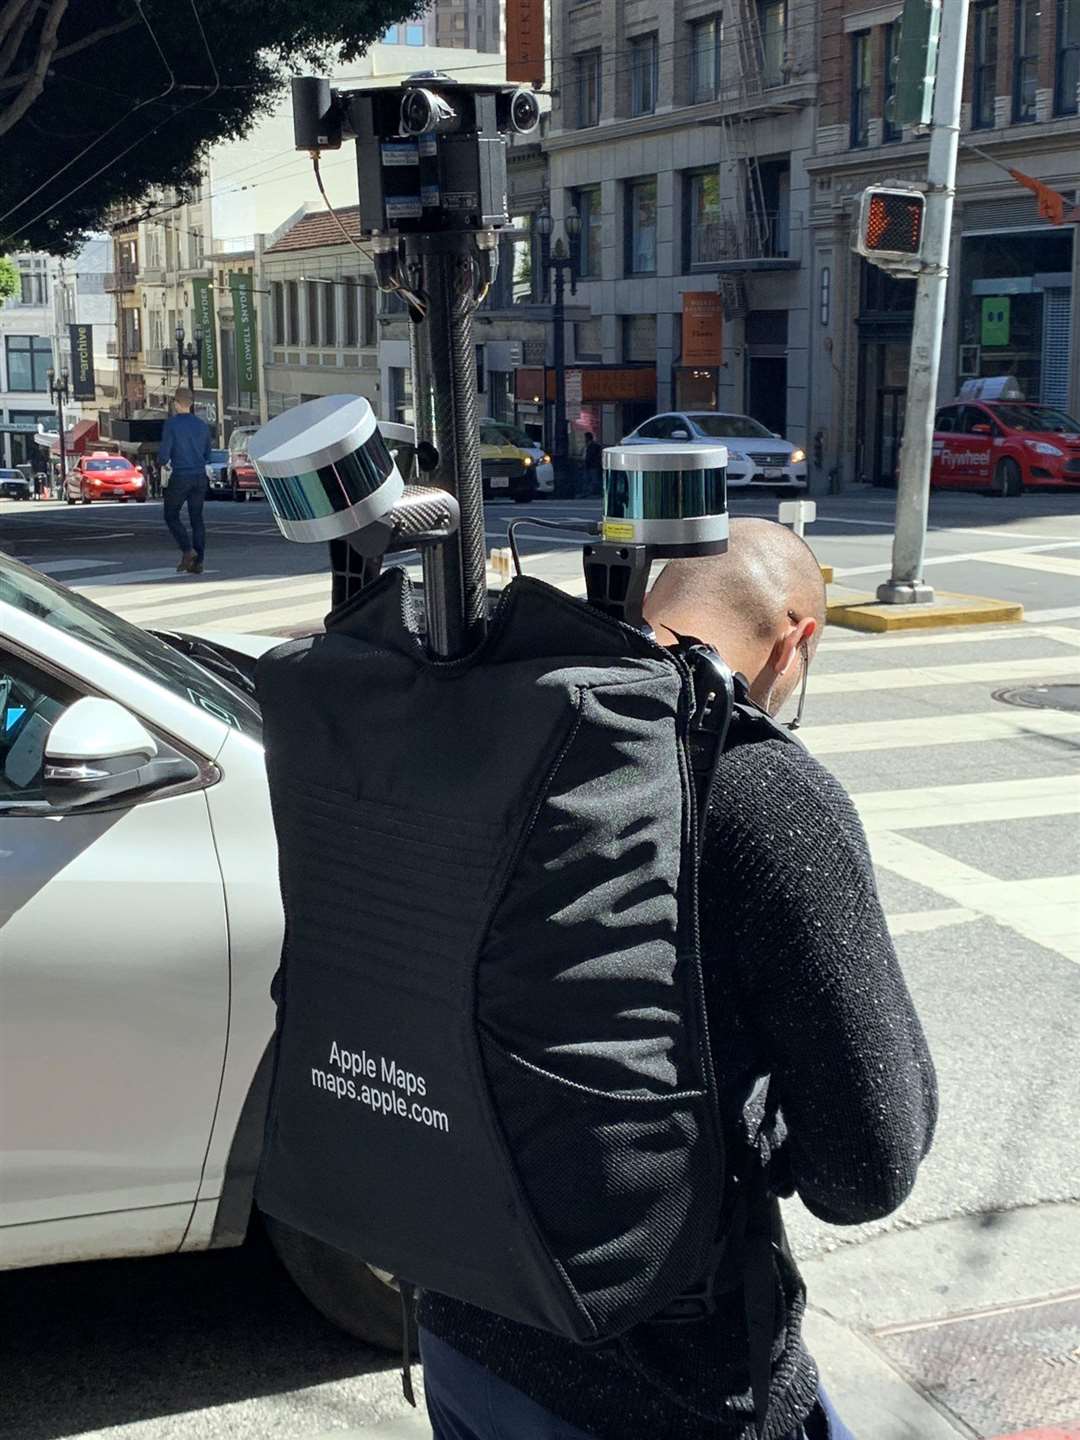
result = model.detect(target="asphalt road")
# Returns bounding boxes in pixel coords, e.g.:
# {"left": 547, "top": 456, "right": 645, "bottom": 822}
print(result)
{"left": 2, "top": 484, "right": 1078, "bottom": 1440}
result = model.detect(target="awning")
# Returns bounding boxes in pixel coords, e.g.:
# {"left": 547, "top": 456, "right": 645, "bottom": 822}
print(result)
{"left": 37, "top": 419, "right": 100, "bottom": 455}
{"left": 515, "top": 367, "right": 657, "bottom": 404}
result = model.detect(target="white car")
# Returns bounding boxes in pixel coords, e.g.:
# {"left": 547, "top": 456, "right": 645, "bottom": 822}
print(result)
{"left": 622, "top": 412, "right": 807, "bottom": 493}
{"left": 0, "top": 556, "right": 403, "bottom": 1348}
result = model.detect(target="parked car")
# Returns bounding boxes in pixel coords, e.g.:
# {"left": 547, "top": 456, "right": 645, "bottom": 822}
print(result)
{"left": 481, "top": 420, "right": 554, "bottom": 495}
{"left": 227, "top": 427, "right": 263, "bottom": 502}
{"left": 65, "top": 453, "right": 147, "bottom": 505}
{"left": 932, "top": 400, "right": 1080, "bottom": 496}
{"left": 621, "top": 412, "right": 808, "bottom": 493}
{"left": 479, "top": 420, "right": 538, "bottom": 503}
{"left": 0, "top": 555, "right": 405, "bottom": 1349}
{"left": 0, "top": 468, "right": 30, "bottom": 500}
{"left": 206, "top": 448, "right": 230, "bottom": 496}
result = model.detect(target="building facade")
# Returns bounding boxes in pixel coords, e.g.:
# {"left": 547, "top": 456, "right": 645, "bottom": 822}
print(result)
{"left": 808, "top": 0, "right": 1080, "bottom": 489}
{"left": 543, "top": 0, "right": 818, "bottom": 450}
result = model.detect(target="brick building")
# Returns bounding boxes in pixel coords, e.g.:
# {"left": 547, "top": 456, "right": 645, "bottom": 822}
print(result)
{"left": 807, "top": 0, "right": 1080, "bottom": 489}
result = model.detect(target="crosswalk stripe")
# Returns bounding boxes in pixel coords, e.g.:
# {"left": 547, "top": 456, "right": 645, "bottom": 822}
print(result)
{"left": 852, "top": 775, "right": 1080, "bottom": 833}
{"left": 816, "top": 623, "right": 1080, "bottom": 654}
{"left": 885, "top": 908, "right": 981, "bottom": 936}
{"left": 199, "top": 601, "right": 328, "bottom": 634}
{"left": 833, "top": 537, "right": 1080, "bottom": 580}
{"left": 72, "top": 565, "right": 221, "bottom": 589}
{"left": 105, "top": 573, "right": 331, "bottom": 617}
{"left": 972, "top": 548, "right": 1080, "bottom": 578}
{"left": 810, "top": 655, "right": 1079, "bottom": 695}
{"left": 33, "top": 559, "right": 118, "bottom": 576}
{"left": 803, "top": 707, "right": 1080, "bottom": 754}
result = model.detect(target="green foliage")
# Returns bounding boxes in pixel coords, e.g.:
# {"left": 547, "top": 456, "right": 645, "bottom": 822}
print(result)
{"left": 0, "top": 0, "right": 424, "bottom": 254}
{"left": 0, "top": 254, "right": 18, "bottom": 302}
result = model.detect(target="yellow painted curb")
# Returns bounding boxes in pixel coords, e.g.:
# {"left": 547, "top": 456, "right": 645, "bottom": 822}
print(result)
{"left": 827, "top": 589, "right": 1024, "bottom": 633}
{"left": 820, "top": 564, "right": 834, "bottom": 584}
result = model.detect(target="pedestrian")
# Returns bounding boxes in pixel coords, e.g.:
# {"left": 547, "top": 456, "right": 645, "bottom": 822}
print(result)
{"left": 159, "top": 386, "right": 212, "bottom": 574}
{"left": 583, "top": 431, "right": 603, "bottom": 497}
{"left": 418, "top": 518, "right": 938, "bottom": 1440}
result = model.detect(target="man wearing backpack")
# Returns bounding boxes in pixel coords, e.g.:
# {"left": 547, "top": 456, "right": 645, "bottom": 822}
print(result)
{"left": 416, "top": 518, "right": 938, "bottom": 1440}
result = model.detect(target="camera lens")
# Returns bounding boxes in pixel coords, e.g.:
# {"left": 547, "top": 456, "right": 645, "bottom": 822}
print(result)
{"left": 509, "top": 88, "right": 540, "bottom": 134}
{"left": 401, "top": 89, "right": 435, "bottom": 136}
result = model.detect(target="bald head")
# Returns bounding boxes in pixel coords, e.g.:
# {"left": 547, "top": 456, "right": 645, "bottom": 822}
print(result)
{"left": 643, "top": 517, "right": 827, "bottom": 715}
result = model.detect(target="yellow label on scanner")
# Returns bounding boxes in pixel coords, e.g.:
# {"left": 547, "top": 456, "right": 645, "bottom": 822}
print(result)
{"left": 602, "top": 520, "right": 635, "bottom": 542}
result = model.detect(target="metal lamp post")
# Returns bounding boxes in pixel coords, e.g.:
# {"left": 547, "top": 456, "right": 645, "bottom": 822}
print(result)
{"left": 46, "top": 366, "right": 70, "bottom": 494}
{"left": 175, "top": 322, "right": 198, "bottom": 391}
{"left": 535, "top": 207, "right": 581, "bottom": 496}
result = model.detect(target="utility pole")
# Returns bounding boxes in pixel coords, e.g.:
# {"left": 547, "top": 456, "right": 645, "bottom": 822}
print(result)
{"left": 878, "top": 0, "right": 970, "bottom": 605}
{"left": 47, "top": 367, "right": 70, "bottom": 491}
{"left": 536, "top": 208, "right": 581, "bottom": 497}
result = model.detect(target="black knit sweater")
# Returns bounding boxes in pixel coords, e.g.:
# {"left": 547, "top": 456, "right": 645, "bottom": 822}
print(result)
{"left": 420, "top": 731, "right": 939, "bottom": 1440}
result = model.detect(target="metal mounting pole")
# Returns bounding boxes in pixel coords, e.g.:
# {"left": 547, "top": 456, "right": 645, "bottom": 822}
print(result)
{"left": 403, "top": 230, "right": 488, "bottom": 658}
{"left": 878, "top": 0, "right": 971, "bottom": 605}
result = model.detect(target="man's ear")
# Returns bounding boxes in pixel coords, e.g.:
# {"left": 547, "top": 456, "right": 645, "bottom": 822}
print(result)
{"left": 770, "top": 616, "right": 818, "bottom": 677}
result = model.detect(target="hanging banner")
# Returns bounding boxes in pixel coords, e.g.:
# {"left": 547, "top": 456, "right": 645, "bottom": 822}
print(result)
{"left": 229, "top": 272, "right": 257, "bottom": 390}
{"left": 506, "top": 0, "right": 545, "bottom": 85}
{"left": 682, "top": 292, "right": 724, "bottom": 367}
{"left": 68, "top": 324, "right": 96, "bottom": 400}
{"left": 192, "top": 278, "right": 218, "bottom": 387}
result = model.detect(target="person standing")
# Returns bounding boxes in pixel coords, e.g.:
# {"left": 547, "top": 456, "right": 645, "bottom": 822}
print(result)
{"left": 583, "top": 431, "right": 603, "bottom": 497}
{"left": 159, "top": 386, "right": 211, "bottom": 574}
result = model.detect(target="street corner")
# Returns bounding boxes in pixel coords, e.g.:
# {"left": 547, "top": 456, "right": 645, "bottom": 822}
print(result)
{"left": 825, "top": 587, "right": 1025, "bottom": 633}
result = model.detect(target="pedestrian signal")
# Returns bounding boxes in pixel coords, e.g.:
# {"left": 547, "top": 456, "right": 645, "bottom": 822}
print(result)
{"left": 886, "top": 0, "right": 941, "bottom": 130}
{"left": 854, "top": 187, "right": 925, "bottom": 269}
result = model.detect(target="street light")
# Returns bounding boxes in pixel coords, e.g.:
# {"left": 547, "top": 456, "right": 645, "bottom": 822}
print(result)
{"left": 46, "top": 366, "right": 70, "bottom": 492}
{"left": 535, "top": 206, "right": 581, "bottom": 496}
{"left": 175, "top": 321, "right": 198, "bottom": 391}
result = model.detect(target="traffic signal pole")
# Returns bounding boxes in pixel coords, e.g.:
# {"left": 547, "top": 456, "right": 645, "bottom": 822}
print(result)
{"left": 877, "top": 0, "right": 971, "bottom": 605}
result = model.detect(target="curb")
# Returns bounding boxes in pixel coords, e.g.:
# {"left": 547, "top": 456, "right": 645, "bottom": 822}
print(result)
{"left": 825, "top": 587, "right": 1024, "bottom": 632}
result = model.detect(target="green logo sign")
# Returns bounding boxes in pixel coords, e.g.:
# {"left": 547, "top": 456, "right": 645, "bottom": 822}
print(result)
{"left": 192, "top": 278, "right": 218, "bottom": 387}
{"left": 981, "top": 296, "right": 1010, "bottom": 347}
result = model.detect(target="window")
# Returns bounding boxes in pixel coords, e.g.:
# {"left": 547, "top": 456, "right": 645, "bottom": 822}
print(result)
{"left": 883, "top": 21, "right": 902, "bottom": 140}
{"left": 576, "top": 50, "right": 601, "bottom": 128}
{"left": 122, "top": 307, "right": 141, "bottom": 356}
{"left": 690, "top": 17, "right": 721, "bottom": 103}
{"left": 630, "top": 34, "right": 658, "bottom": 115}
{"left": 272, "top": 281, "right": 285, "bottom": 346}
{"left": 574, "top": 187, "right": 602, "bottom": 278}
{"left": 389, "top": 366, "right": 413, "bottom": 424}
{"left": 934, "top": 407, "right": 960, "bottom": 433}
{"left": 405, "top": 23, "right": 424, "bottom": 44}
{"left": 0, "top": 650, "right": 76, "bottom": 806}
{"left": 687, "top": 169, "right": 724, "bottom": 266}
{"left": 383, "top": 24, "right": 398, "bottom": 41}
{"left": 189, "top": 228, "right": 204, "bottom": 268}
{"left": 575, "top": 317, "right": 603, "bottom": 360}
{"left": 1058, "top": 0, "right": 1080, "bottom": 114}
{"left": 757, "top": 0, "right": 786, "bottom": 87}
{"left": 148, "top": 309, "right": 165, "bottom": 354}
{"left": 625, "top": 178, "right": 657, "bottom": 275}
{"left": 5, "top": 336, "right": 53, "bottom": 391}
{"left": 622, "top": 314, "right": 656, "bottom": 362}
{"left": 306, "top": 281, "right": 320, "bottom": 344}
{"left": 850, "top": 31, "right": 872, "bottom": 147}
{"left": 16, "top": 258, "right": 48, "bottom": 306}
{"left": 144, "top": 229, "right": 163, "bottom": 270}
{"left": 361, "top": 277, "right": 377, "bottom": 343}
{"left": 960, "top": 405, "right": 998, "bottom": 434}
{"left": 1014, "top": 0, "right": 1040, "bottom": 121}
{"left": 972, "top": 3, "right": 999, "bottom": 129}
{"left": 343, "top": 278, "right": 359, "bottom": 347}
{"left": 322, "top": 281, "right": 336, "bottom": 346}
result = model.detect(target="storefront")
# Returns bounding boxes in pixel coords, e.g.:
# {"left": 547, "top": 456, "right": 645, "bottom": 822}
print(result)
{"left": 855, "top": 263, "right": 915, "bottom": 487}
{"left": 514, "top": 365, "right": 657, "bottom": 447}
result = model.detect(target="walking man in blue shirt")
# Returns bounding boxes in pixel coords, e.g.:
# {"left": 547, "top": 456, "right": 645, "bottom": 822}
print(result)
{"left": 159, "top": 386, "right": 212, "bottom": 574}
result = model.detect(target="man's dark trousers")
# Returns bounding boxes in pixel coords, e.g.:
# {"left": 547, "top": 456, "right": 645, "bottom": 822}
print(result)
{"left": 420, "top": 1329, "right": 856, "bottom": 1440}
{"left": 164, "top": 472, "right": 207, "bottom": 562}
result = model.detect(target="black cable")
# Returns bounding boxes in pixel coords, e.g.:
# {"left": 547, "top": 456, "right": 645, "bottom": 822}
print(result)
{"left": 505, "top": 516, "right": 600, "bottom": 578}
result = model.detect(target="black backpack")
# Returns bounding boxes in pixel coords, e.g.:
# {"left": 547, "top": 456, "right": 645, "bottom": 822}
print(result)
{"left": 255, "top": 571, "right": 787, "bottom": 1428}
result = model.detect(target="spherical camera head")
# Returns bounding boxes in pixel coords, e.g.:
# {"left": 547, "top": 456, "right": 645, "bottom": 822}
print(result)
{"left": 400, "top": 83, "right": 459, "bottom": 136}
{"left": 508, "top": 87, "right": 541, "bottom": 134}
{"left": 601, "top": 444, "right": 729, "bottom": 556}
{"left": 248, "top": 394, "right": 404, "bottom": 544}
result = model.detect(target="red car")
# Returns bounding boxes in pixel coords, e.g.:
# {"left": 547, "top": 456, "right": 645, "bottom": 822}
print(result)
{"left": 932, "top": 400, "right": 1080, "bottom": 497}
{"left": 65, "top": 453, "right": 147, "bottom": 505}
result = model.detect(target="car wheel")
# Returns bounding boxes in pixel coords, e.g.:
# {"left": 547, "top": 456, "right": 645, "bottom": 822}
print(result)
{"left": 136, "top": 495, "right": 147, "bottom": 503}
{"left": 994, "top": 458, "right": 1022, "bottom": 498}
{"left": 262, "top": 1212, "right": 417, "bottom": 1354}
{"left": 512, "top": 493, "right": 533, "bottom": 505}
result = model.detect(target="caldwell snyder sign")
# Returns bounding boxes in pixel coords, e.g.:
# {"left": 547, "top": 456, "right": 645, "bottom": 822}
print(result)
{"left": 681, "top": 292, "right": 724, "bottom": 367}
{"left": 68, "top": 324, "right": 95, "bottom": 401}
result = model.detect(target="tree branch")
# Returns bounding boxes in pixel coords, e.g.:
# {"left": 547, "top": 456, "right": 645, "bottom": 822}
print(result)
{"left": 0, "top": 0, "right": 39, "bottom": 80}
{"left": 0, "top": 11, "right": 139, "bottom": 91}
{"left": 0, "top": 0, "right": 67, "bottom": 138}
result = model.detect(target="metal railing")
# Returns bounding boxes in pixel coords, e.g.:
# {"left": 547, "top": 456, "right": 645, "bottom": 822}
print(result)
{"left": 104, "top": 268, "right": 137, "bottom": 292}
{"left": 690, "top": 209, "right": 800, "bottom": 266}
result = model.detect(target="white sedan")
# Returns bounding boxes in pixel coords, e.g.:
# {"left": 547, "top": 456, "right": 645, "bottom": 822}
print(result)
{"left": 622, "top": 411, "right": 808, "bottom": 492}
{"left": 0, "top": 555, "right": 403, "bottom": 1347}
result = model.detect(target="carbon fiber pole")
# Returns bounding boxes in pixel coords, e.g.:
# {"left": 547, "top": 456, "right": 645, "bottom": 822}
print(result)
{"left": 404, "top": 230, "right": 487, "bottom": 658}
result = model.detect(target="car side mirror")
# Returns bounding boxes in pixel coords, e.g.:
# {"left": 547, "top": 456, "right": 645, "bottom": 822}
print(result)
{"left": 670, "top": 429, "right": 690, "bottom": 441}
{"left": 970, "top": 423, "right": 992, "bottom": 435}
{"left": 43, "top": 697, "right": 196, "bottom": 808}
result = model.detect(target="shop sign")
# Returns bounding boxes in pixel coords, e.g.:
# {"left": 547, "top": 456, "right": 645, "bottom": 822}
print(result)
{"left": 682, "top": 292, "right": 724, "bottom": 366}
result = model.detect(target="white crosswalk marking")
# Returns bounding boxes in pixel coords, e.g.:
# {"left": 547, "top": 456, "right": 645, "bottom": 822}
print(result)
{"left": 803, "top": 708, "right": 1080, "bottom": 754}
{"left": 811, "top": 654, "right": 1079, "bottom": 695}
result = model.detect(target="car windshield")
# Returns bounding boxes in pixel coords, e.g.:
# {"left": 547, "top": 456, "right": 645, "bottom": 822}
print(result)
{"left": 490, "top": 423, "right": 535, "bottom": 449}
{"left": 230, "top": 432, "right": 255, "bottom": 452}
{"left": 691, "top": 414, "right": 776, "bottom": 439}
{"left": 85, "top": 459, "right": 129, "bottom": 471}
{"left": 0, "top": 470, "right": 22, "bottom": 479}
{"left": 210, "top": 450, "right": 228, "bottom": 464}
{"left": 0, "top": 558, "right": 262, "bottom": 740}
{"left": 990, "top": 404, "right": 1080, "bottom": 434}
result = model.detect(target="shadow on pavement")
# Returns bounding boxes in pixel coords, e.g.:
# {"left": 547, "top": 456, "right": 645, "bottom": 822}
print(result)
{"left": 0, "top": 1224, "right": 397, "bottom": 1440}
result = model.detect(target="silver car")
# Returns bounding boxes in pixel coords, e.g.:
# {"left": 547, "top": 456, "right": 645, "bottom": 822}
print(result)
{"left": 622, "top": 412, "right": 808, "bottom": 492}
